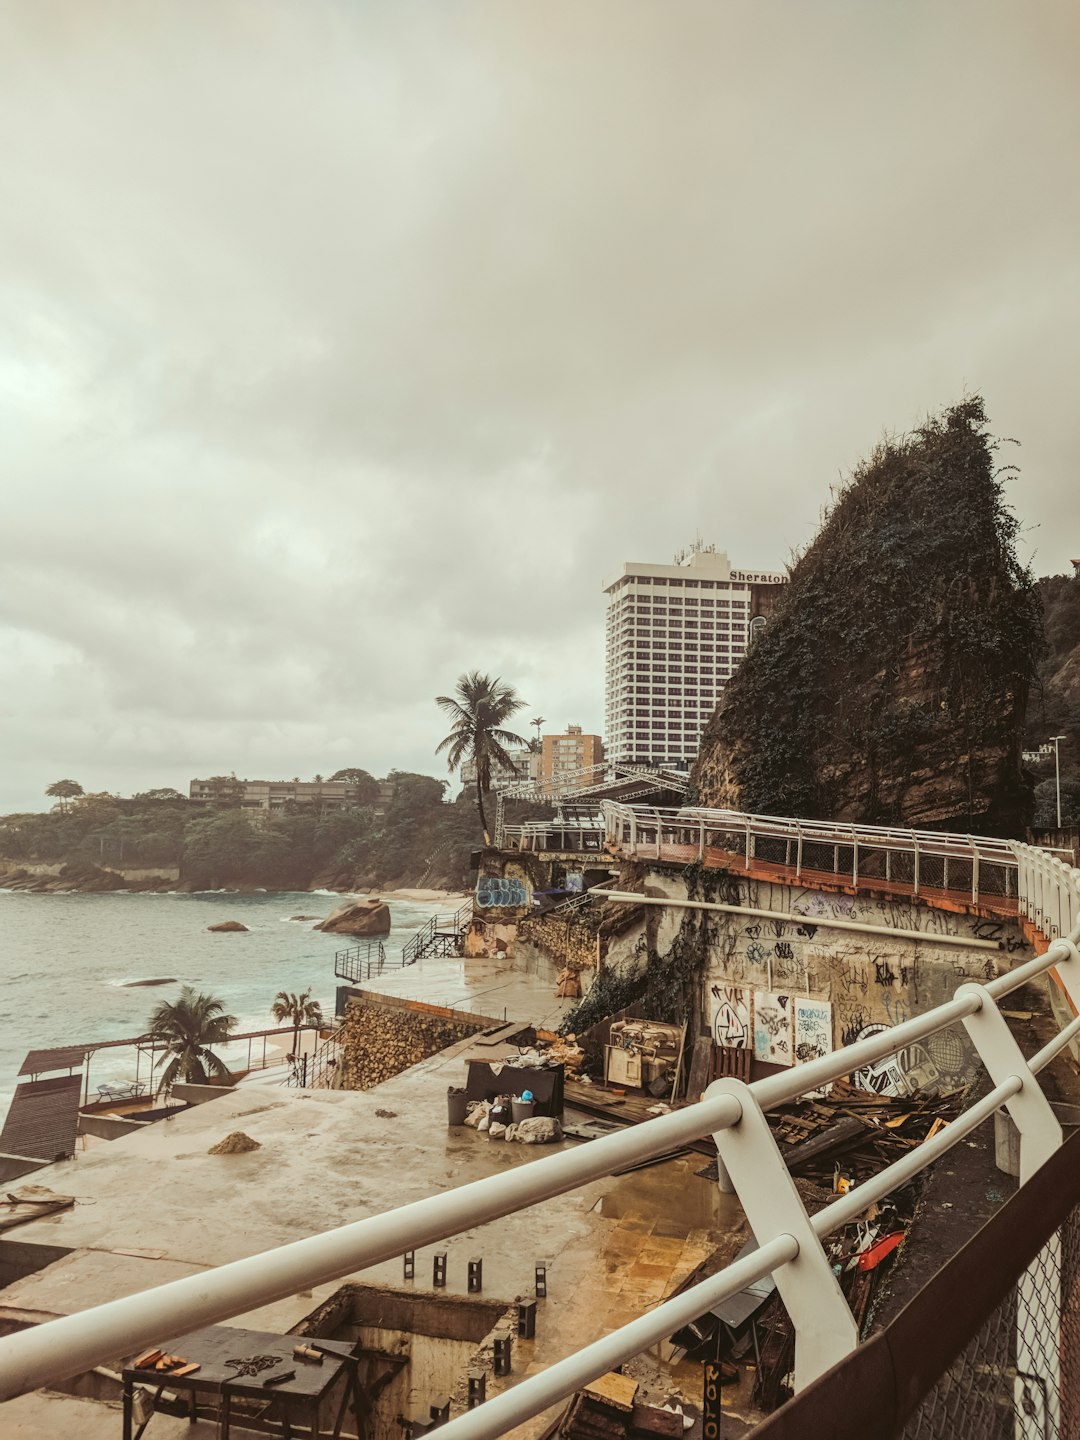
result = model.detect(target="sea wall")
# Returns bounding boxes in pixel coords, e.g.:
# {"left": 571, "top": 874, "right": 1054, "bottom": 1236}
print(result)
{"left": 336, "top": 993, "right": 488, "bottom": 1091}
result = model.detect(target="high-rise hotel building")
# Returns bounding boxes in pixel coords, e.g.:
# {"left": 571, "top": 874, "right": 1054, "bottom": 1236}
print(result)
{"left": 603, "top": 545, "right": 786, "bottom": 767}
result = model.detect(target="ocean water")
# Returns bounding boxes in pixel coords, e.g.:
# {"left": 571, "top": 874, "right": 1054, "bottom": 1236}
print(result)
{"left": 0, "top": 887, "right": 456, "bottom": 1113}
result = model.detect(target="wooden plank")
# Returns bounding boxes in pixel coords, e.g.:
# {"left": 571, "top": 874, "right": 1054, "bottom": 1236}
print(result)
{"left": 781, "top": 1116, "right": 868, "bottom": 1169}
{"left": 583, "top": 1371, "right": 638, "bottom": 1412}
{"left": 686, "top": 1036, "right": 713, "bottom": 1103}
{"left": 629, "top": 1403, "right": 684, "bottom": 1437}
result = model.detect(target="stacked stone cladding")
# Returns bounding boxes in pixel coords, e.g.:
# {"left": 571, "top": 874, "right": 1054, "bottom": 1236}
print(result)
{"left": 337, "top": 994, "right": 488, "bottom": 1090}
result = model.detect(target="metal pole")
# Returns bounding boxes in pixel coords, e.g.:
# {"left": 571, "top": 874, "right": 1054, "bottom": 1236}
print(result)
{"left": 588, "top": 888, "right": 1005, "bottom": 951}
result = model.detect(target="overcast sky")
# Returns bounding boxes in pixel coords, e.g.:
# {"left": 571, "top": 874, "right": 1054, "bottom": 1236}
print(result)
{"left": 1, "top": 2, "right": 1078, "bottom": 813}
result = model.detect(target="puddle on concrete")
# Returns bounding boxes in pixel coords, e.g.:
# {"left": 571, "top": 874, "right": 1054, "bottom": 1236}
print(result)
{"left": 593, "top": 1157, "right": 744, "bottom": 1234}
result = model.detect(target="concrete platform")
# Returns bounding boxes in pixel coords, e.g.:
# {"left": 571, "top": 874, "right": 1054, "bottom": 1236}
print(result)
{"left": 0, "top": 1011, "right": 746, "bottom": 1437}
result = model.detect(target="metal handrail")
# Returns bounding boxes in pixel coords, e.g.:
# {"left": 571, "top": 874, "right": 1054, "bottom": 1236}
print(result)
{"left": 401, "top": 901, "right": 472, "bottom": 963}
{"left": 602, "top": 799, "right": 1021, "bottom": 865}
{"left": 332, "top": 939, "right": 387, "bottom": 984}
{"left": 0, "top": 836, "right": 1077, "bottom": 1431}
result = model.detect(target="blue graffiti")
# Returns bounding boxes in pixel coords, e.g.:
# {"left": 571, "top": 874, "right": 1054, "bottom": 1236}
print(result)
{"left": 476, "top": 876, "right": 529, "bottom": 908}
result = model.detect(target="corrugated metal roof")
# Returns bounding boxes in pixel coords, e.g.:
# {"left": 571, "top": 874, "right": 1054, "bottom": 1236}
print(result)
{"left": 19, "top": 1045, "right": 92, "bottom": 1076}
{"left": 0, "top": 1076, "right": 82, "bottom": 1161}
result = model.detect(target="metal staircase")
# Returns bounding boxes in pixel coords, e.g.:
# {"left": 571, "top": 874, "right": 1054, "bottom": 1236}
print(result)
{"left": 401, "top": 901, "right": 472, "bottom": 964}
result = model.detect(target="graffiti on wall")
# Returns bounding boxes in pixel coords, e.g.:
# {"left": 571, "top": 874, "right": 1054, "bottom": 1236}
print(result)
{"left": 710, "top": 984, "right": 751, "bottom": 1050}
{"left": 475, "top": 875, "right": 529, "bottom": 908}
{"left": 794, "top": 997, "right": 833, "bottom": 1066}
{"left": 753, "top": 990, "right": 793, "bottom": 1066}
{"left": 846, "top": 1022, "right": 943, "bottom": 1096}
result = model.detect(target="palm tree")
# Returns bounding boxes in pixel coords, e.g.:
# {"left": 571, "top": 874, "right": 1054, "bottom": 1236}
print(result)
{"left": 270, "top": 988, "right": 324, "bottom": 1055}
{"left": 435, "top": 671, "right": 527, "bottom": 844}
{"left": 46, "top": 779, "right": 84, "bottom": 814}
{"left": 148, "top": 987, "right": 237, "bottom": 1095}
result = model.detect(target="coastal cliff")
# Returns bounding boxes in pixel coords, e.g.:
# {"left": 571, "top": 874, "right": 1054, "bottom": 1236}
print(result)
{"left": 692, "top": 398, "right": 1041, "bottom": 835}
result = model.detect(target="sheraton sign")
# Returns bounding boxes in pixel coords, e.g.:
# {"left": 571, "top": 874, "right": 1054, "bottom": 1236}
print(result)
{"left": 730, "top": 568, "right": 786, "bottom": 585}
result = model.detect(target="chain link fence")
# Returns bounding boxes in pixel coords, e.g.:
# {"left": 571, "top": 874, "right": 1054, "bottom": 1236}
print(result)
{"left": 900, "top": 1208, "right": 1080, "bottom": 1440}
{"left": 749, "top": 1133, "right": 1080, "bottom": 1440}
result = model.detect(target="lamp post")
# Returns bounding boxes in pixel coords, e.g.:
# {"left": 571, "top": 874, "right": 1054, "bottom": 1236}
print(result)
{"left": 1050, "top": 735, "right": 1067, "bottom": 829}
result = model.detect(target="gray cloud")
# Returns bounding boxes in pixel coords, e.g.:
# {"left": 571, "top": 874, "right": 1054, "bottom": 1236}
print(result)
{"left": 2, "top": 1, "right": 1079, "bottom": 811}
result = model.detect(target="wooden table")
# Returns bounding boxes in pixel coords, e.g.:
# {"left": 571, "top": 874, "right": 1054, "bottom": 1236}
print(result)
{"left": 121, "top": 1323, "right": 362, "bottom": 1439}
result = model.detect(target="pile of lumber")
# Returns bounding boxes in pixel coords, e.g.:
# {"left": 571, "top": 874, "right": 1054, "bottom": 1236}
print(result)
{"left": 768, "top": 1082, "right": 966, "bottom": 1187}
{"left": 553, "top": 1374, "right": 687, "bottom": 1438}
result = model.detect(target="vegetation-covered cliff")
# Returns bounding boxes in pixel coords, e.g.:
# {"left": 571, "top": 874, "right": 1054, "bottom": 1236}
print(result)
{"left": 1026, "top": 569, "right": 1080, "bottom": 827}
{"left": 693, "top": 398, "right": 1041, "bottom": 835}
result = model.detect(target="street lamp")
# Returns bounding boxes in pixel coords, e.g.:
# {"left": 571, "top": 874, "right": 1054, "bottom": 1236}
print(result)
{"left": 1050, "top": 735, "right": 1067, "bottom": 829}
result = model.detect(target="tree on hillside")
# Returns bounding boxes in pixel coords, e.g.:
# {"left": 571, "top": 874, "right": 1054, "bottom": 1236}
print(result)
{"left": 327, "top": 768, "right": 381, "bottom": 804}
{"left": 435, "top": 672, "right": 526, "bottom": 844}
{"left": 270, "top": 988, "right": 324, "bottom": 1056}
{"left": 148, "top": 987, "right": 237, "bottom": 1095}
{"left": 133, "top": 788, "right": 187, "bottom": 803}
{"left": 45, "top": 779, "right": 84, "bottom": 813}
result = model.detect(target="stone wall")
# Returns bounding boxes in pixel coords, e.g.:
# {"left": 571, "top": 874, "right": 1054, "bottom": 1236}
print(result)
{"left": 336, "top": 994, "right": 488, "bottom": 1091}
{"left": 516, "top": 913, "right": 598, "bottom": 971}
{"left": 639, "top": 869, "right": 1034, "bottom": 1095}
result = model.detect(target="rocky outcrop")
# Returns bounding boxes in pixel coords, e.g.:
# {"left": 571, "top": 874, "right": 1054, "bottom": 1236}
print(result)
{"left": 315, "top": 898, "right": 391, "bottom": 936}
{"left": 208, "top": 920, "right": 249, "bottom": 933}
{"left": 693, "top": 399, "right": 1040, "bottom": 835}
{"left": 0, "top": 861, "right": 176, "bottom": 893}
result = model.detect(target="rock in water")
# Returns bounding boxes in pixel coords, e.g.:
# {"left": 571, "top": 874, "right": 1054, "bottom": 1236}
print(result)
{"left": 693, "top": 398, "right": 1040, "bottom": 834}
{"left": 208, "top": 920, "right": 250, "bottom": 933}
{"left": 207, "top": 1131, "right": 261, "bottom": 1155}
{"left": 316, "top": 898, "right": 391, "bottom": 936}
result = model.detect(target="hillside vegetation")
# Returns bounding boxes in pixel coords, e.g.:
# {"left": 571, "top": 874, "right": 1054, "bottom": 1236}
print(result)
{"left": 1026, "top": 570, "right": 1080, "bottom": 827}
{"left": 0, "top": 772, "right": 489, "bottom": 891}
{"left": 693, "top": 398, "right": 1042, "bottom": 835}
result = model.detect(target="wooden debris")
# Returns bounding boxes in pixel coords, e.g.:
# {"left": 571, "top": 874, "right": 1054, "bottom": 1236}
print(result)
{"left": 767, "top": 1084, "right": 967, "bottom": 1187}
{"left": 583, "top": 1372, "right": 638, "bottom": 1412}
{"left": 629, "top": 1403, "right": 685, "bottom": 1437}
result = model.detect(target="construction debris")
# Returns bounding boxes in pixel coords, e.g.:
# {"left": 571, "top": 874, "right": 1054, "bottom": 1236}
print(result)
{"left": 766, "top": 1081, "right": 967, "bottom": 1187}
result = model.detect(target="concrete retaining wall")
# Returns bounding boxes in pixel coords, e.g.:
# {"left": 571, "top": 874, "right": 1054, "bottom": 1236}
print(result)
{"left": 637, "top": 870, "right": 1034, "bottom": 1095}
{"left": 337, "top": 994, "right": 488, "bottom": 1091}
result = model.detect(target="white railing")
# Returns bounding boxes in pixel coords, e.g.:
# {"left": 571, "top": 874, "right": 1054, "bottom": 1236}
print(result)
{"left": 501, "top": 818, "right": 607, "bottom": 853}
{"left": 600, "top": 800, "right": 1025, "bottom": 908}
{"left": 0, "top": 823, "right": 1078, "bottom": 1438}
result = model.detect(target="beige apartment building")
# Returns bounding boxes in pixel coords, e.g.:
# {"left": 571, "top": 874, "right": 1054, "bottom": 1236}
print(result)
{"left": 539, "top": 725, "right": 605, "bottom": 795}
{"left": 189, "top": 777, "right": 367, "bottom": 811}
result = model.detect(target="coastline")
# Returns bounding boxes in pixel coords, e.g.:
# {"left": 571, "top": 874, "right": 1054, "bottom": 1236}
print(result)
{"left": 0, "top": 864, "right": 468, "bottom": 901}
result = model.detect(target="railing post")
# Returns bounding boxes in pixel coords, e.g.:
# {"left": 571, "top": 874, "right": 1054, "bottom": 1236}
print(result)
{"left": 970, "top": 837, "right": 979, "bottom": 907}
{"left": 705, "top": 1078, "right": 858, "bottom": 1389}
{"left": 795, "top": 823, "right": 803, "bottom": 880}
{"left": 913, "top": 837, "right": 920, "bottom": 897}
{"left": 698, "top": 816, "right": 705, "bottom": 863}
{"left": 851, "top": 827, "right": 858, "bottom": 887}
{"left": 955, "top": 983, "right": 1062, "bottom": 1184}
